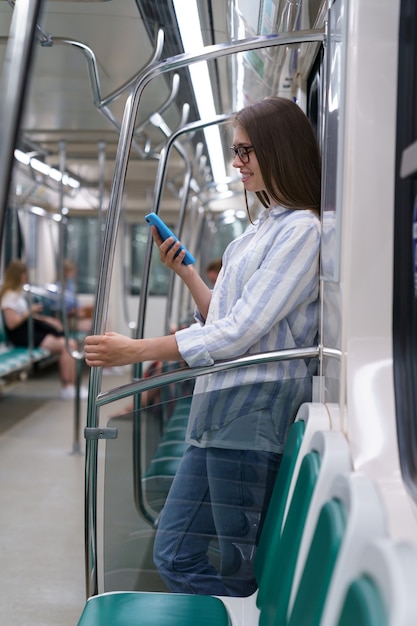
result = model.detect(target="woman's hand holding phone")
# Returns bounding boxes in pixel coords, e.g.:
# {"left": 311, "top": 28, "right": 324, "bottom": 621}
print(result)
{"left": 145, "top": 213, "right": 195, "bottom": 265}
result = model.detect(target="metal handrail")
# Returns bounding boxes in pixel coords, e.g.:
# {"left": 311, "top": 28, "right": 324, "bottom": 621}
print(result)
{"left": 46, "top": 32, "right": 166, "bottom": 158}
{"left": 97, "top": 347, "right": 320, "bottom": 408}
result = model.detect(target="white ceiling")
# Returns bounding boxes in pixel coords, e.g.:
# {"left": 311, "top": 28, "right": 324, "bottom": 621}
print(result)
{"left": 0, "top": 0, "right": 325, "bottom": 215}
{"left": 0, "top": 1, "right": 212, "bottom": 213}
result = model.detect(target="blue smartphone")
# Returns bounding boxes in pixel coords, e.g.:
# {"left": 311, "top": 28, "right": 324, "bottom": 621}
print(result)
{"left": 145, "top": 212, "right": 195, "bottom": 265}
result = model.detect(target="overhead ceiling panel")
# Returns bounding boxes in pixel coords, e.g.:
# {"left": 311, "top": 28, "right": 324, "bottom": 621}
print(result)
{"left": 0, "top": 0, "right": 327, "bottom": 214}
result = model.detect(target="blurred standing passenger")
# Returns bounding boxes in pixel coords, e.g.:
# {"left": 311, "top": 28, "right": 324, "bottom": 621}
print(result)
{"left": 84, "top": 96, "right": 321, "bottom": 596}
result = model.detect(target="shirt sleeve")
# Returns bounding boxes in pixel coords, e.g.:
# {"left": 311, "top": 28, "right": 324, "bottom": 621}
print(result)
{"left": 1, "top": 291, "right": 27, "bottom": 315}
{"left": 176, "top": 215, "right": 320, "bottom": 367}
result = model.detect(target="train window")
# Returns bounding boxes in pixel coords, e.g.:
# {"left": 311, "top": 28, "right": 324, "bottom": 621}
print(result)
{"left": 2, "top": 206, "right": 59, "bottom": 284}
{"left": 66, "top": 216, "right": 100, "bottom": 294}
{"left": 393, "top": 0, "right": 417, "bottom": 502}
{"left": 130, "top": 223, "right": 171, "bottom": 296}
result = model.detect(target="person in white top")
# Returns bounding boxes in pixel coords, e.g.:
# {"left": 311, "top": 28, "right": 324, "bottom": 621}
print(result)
{"left": 0, "top": 259, "right": 87, "bottom": 400}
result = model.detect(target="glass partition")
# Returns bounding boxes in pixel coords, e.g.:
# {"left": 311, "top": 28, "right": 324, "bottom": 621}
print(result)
{"left": 101, "top": 358, "right": 317, "bottom": 594}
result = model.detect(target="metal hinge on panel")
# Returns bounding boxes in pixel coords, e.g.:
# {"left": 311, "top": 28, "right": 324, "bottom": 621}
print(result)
{"left": 84, "top": 427, "right": 118, "bottom": 440}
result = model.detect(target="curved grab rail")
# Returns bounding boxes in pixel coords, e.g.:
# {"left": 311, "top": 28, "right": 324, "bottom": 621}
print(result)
{"left": 49, "top": 31, "right": 165, "bottom": 118}
{"left": 47, "top": 31, "right": 167, "bottom": 158}
{"left": 150, "top": 114, "right": 233, "bottom": 226}
{"left": 97, "top": 346, "right": 320, "bottom": 408}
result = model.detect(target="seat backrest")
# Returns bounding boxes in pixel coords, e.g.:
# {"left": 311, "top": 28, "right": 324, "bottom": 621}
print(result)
{"left": 254, "top": 419, "right": 305, "bottom": 585}
{"left": 257, "top": 430, "right": 352, "bottom": 626}
{"left": 337, "top": 575, "right": 387, "bottom": 626}
{"left": 286, "top": 430, "right": 352, "bottom": 605}
{"left": 256, "top": 399, "right": 334, "bottom": 585}
{"left": 287, "top": 497, "right": 347, "bottom": 626}
{"left": 335, "top": 538, "right": 417, "bottom": 626}
{"left": 257, "top": 449, "right": 321, "bottom": 626}
{"left": 283, "top": 402, "right": 337, "bottom": 516}
{"left": 319, "top": 475, "right": 388, "bottom": 626}
{"left": 286, "top": 473, "right": 388, "bottom": 626}
{"left": 0, "top": 311, "right": 9, "bottom": 346}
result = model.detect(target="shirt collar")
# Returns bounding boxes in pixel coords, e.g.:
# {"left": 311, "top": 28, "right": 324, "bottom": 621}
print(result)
{"left": 257, "top": 205, "right": 288, "bottom": 224}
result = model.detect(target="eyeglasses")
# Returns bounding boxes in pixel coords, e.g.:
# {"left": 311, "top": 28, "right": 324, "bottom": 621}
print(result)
{"left": 229, "top": 145, "right": 254, "bottom": 164}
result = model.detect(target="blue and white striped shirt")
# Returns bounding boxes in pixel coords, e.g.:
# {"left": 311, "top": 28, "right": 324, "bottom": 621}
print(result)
{"left": 175, "top": 206, "right": 321, "bottom": 452}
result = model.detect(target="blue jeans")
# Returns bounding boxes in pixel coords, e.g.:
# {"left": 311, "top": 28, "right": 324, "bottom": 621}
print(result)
{"left": 153, "top": 445, "right": 281, "bottom": 596}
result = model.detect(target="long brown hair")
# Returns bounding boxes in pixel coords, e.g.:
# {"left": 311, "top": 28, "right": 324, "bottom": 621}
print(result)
{"left": 233, "top": 97, "right": 321, "bottom": 215}
{"left": 0, "top": 260, "right": 27, "bottom": 300}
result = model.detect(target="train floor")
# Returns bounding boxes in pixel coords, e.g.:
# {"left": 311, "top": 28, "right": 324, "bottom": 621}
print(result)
{"left": 0, "top": 364, "right": 131, "bottom": 626}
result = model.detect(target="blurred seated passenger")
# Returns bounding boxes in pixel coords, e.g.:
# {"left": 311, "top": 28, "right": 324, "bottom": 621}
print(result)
{"left": 0, "top": 259, "right": 87, "bottom": 400}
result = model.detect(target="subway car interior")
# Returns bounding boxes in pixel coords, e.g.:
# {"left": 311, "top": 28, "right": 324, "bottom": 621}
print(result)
{"left": 2, "top": 0, "right": 417, "bottom": 624}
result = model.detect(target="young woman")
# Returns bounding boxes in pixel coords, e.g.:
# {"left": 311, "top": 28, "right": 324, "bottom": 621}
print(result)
{"left": 84, "top": 96, "right": 321, "bottom": 596}
{"left": 1, "top": 259, "right": 87, "bottom": 399}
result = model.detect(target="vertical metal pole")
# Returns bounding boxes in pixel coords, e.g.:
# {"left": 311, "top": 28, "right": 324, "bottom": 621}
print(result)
{"left": 0, "top": 0, "right": 43, "bottom": 247}
{"left": 58, "top": 140, "right": 67, "bottom": 294}
{"left": 58, "top": 141, "right": 83, "bottom": 455}
{"left": 72, "top": 358, "right": 83, "bottom": 456}
{"left": 11, "top": 204, "right": 19, "bottom": 259}
{"left": 97, "top": 141, "right": 106, "bottom": 259}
